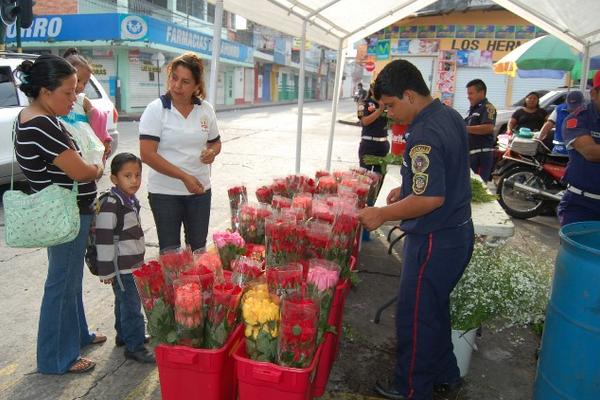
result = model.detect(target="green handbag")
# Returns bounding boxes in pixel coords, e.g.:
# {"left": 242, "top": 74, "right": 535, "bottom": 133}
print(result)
{"left": 3, "top": 117, "right": 81, "bottom": 248}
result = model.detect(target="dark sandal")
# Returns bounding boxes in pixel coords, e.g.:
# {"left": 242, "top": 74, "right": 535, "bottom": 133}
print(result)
{"left": 91, "top": 333, "right": 107, "bottom": 345}
{"left": 68, "top": 357, "right": 96, "bottom": 374}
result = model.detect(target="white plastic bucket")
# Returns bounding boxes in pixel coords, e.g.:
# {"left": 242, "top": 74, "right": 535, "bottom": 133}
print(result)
{"left": 452, "top": 328, "right": 478, "bottom": 377}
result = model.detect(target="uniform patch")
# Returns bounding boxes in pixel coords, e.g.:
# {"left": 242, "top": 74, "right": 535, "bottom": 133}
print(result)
{"left": 486, "top": 103, "right": 496, "bottom": 119}
{"left": 409, "top": 144, "right": 431, "bottom": 158}
{"left": 412, "top": 173, "right": 428, "bottom": 195}
{"left": 566, "top": 118, "right": 577, "bottom": 129}
{"left": 358, "top": 105, "right": 364, "bottom": 111}
{"left": 411, "top": 153, "right": 430, "bottom": 173}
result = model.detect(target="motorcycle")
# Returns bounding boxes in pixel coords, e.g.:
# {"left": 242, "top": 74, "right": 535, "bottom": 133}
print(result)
{"left": 492, "top": 134, "right": 568, "bottom": 219}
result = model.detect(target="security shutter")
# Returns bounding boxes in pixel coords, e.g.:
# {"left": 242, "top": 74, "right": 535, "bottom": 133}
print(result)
{"left": 128, "top": 52, "right": 168, "bottom": 110}
{"left": 511, "top": 76, "right": 564, "bottom": 105}
{"left": 396, "top": 56, "right": 436, "bottom": 90}
{"left": 454, "top": 67, "right": 507, "bottom": 117}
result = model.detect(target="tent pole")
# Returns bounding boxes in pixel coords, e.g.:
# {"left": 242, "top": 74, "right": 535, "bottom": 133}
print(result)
{"left": 295, "top": 20, "right": 308, "bottom": 174}
{"left": 208, "top": 0, "right": 224, "bottom": 105}
{"left": 325, "top": 38, "right": 345, "bottom": 171}
{"left": 580, "top": 43, "right": 591, "bottom": 92}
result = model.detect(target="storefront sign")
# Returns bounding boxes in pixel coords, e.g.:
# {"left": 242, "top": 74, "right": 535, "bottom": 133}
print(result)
{"left": 445, "top": 39, "right": 523, "bottom": 52}
{"left": 5, "top": 14, "right": 119, "bottom": 41}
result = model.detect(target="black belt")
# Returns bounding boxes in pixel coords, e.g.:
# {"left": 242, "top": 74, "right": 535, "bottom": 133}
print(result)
{"left": 361, "top": 136, "right": 388, "bottom": 142}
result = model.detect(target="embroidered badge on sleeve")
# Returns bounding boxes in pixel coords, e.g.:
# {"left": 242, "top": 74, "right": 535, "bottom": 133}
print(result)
{"left": 412, "top": 173, "right": 428, "bottom": 195}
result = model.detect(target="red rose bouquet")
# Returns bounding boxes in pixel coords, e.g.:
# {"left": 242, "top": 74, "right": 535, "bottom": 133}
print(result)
{"left": 213, "top": 231, "right": 246, "bottom": 270}
{"left": 277, "top": 294, "right": 319, "bottom": 368}
{"left": 311, "top": 199, "right": 335, "bottom": 224}
{"left": 255, "top": 185, "right": 274, "bottom": 204}
{"left": 239, "top": 203, "right": 272, "bottom": 245}
{"left": 327, "top": 205, "right": 360, "bottom": 279}
{"left": 265, "top": 216, "right": 307, "bottom": 265}
{"left": 160, "top": 247, "right": 194, "bottom": 305}
{"left": 291, "top": 192, "right": 313, "bottom": 219}
{"left": 271, "top": 178, "right": 287, "bottom": 196}
{"left": 245, "top": 243, "right": 266, "bottom": 265}
{"left": 316, "top": 175, "right": 338, "bottom": 195}
{"left": 266, "top": 262, "right": 303, "bottom": 298}
{"left": 307, "top": 259, "right": 340, "bottom": 343}
{"left": 228, "top": 185, "right": 248, "bottom": 230}
{"left": 231, "top": 255, "right": 264, "bottom": 287}
{"left": 305, "top": 221, "right": 332, "bottom": 259}
{"left": 315, "top": 170, "right": 330, "bottom": 179}
{"left": 204, "top": 282, "right": 243, "bottom": 349}
{"left": 173, "top": 276, "right": 204, "bottom": 348}
{"left": 271, "top": 195, "right": 292, "bottom": 210}
{"left": 132, "top": 259, "right": 165, "bottom": 314}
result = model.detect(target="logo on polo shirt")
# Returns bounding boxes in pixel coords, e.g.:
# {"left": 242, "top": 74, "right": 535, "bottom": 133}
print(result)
{"left": 201, "top": 120, "right": 209, "bottom": 133}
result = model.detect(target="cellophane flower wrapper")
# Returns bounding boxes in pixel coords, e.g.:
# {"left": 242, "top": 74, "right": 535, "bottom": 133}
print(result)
{"left": 311, "top": 199, "right": 336, "bottom": 224}
{"left": 204, "top": 282, "right": 243, "bottom": 349}
{"left": 242, "top": 283, "right": 281, "bottom": 362}
{"left": 232, "top": 255, "right": 264, "bottom": 287}
{"left": 160, "top": 247, "right": 194, "bottom": 305}
{"left": 133, "top": 259, "right": 165, "bottom": 314}
{"left": 316, "top": 175, "right": 338, "bottom": 195}
{"left": 305, "top": 221, "right": 332, "bottom": 259}
{"left": 271, "top": 178, "right": 287, "bottom": 197}
{"left": 271, "top": 195, "right": 292, "bottom": 211}
{"left": 284, "top": 174, "right": 310, "bottom": 198}
{"left": 327, "top": 205, "right": 360, "bottom": 280}
{"left": 182, "top": 262, "right": 215, "bottom": 328}
{"left": 173, "top": 276, "right": 204, "bottom": 348}
{"left": 255, "top": 185, "right": 274, "bottom": 204}
{"left": 307, "top": 259, "right": 340, "bottom": 344}
{"left": 266, "top": 262, "right": 303, "bottom": 299}
{"left": 315, "top": 170, "right": 331, "bottom": 179}
{"left": 239, "top": 203, "right": 272, "bottom": 245}
{"left": 277, "top": 294, "right": 319, "bottom": 368}
{"left": 265, "top": 215, "right": 307, "bottom": 266}
{"left": 291, "top": 192, "right": 313, "bottom": 219}
{"left": 228, "top": 185, "right": 248, "bottom": 230}
{"left": 213, "top": 231, "right": 246, "bottom": 270}
{"left": 245, "top": 243, "right": 266, "bottom": 266}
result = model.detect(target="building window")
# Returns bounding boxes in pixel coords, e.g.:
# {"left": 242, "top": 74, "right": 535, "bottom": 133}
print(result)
{"left": 176, "top": 0, "right": 205, "bottom": 19}
{"left": 207, "top": 3, "right": 215, "bottom": 23}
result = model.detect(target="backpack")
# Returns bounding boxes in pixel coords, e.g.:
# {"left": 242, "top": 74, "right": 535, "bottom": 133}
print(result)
{"left": 85, "top": 191, "right": 124, "bottom": 276}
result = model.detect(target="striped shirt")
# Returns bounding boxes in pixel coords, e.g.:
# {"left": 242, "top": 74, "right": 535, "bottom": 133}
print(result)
{"left": 94, "top": 188, "right": 145, "bottom": 280}
{"left": 15, "top": 114, "right": 97, "bottom": 213}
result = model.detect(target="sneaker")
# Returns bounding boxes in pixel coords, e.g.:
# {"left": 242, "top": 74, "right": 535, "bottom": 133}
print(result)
{"left": 116, "top": 334, "right": 151, "bottom": 347}
{"left": 374, "top": 378, "right": 406, "bottom": 400}
{"left": 433, "top": 378, "right": 463, "bottom": 399}
{"left": 124, "top": 348, "right": 156, "bottom": 364}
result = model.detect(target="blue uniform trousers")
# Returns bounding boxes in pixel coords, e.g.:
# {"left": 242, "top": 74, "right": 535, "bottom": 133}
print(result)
{"left": 469, "top": 151, "right": 493, "bottom": 182}
{"left": 394, "top": 221, "right": 474, "bottom": 399}
{"left": 558, "top": 191, "right": 600, "bottom": 226}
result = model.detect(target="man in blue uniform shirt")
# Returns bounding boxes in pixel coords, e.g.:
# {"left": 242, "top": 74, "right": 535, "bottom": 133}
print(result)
{"left": 558, "top": 71, "right": 600, "bottom": 226}
{"left": 464, "top": 79, "right": 496, "bottom": 181}
{"left": 359, "top": 60, "right": 474, "bottom": 400}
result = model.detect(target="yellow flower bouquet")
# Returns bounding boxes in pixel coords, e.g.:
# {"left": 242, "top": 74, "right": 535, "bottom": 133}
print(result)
{"left": 241, "top": 283, "right": 281, "bottom": 362}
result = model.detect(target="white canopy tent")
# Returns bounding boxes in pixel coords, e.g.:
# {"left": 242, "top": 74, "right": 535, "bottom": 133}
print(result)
{"left": 206, "top": 0, "right": 600, "bottom": 172}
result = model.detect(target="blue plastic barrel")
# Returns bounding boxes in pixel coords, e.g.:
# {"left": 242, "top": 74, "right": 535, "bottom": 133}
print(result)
{"left": 533, "top": 222, "right": 600, "bottom": 400}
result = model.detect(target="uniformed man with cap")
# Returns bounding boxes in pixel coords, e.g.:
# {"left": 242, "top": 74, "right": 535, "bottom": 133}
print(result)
{"left": 558, "top": 72, "right": 600, "bottom": 226}
{"left": 359, "top": 59, "right": 474, "bottom": 400}
{"left": 539, "top": 90, "right": 585, "bottom": 154}
{"left": 464, "top": 79, "right": 497, "bottom": 181}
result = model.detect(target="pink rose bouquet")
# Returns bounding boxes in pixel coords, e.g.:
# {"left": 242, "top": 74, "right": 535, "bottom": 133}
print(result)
{"left": 213, "top": 231, "right": 246, "bottom": 270}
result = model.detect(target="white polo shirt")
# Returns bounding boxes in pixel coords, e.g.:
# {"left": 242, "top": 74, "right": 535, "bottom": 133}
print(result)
{"left": 139, "top": 95, "right": 220, "bottom": 195}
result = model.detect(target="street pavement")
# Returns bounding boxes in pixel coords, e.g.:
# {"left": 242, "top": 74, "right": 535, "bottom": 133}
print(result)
{"left": 0, "top": 99, "right": 560, "bottom": 399}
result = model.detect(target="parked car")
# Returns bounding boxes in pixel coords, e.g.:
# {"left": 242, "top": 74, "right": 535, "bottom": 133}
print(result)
{"left": 493, "top": 88, "right": 588, "bottom": 136}
{"left": 0, "top": 52, "right": 119, "bottom": 185}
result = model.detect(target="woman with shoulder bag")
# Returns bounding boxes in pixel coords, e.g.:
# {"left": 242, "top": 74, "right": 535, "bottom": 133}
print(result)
{"left": 139, "top": 52, "right": 221, "bottom": 252}
{"left": 14, "top": 55, "right": 106, "bottom": 374}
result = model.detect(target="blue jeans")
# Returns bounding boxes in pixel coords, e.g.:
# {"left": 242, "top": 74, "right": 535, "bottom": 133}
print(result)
{"left": 148, "top": 191, "right": 212, "bottom": 252}
{"left": 112, "top": 274, "right": 146, "bottom": 352}
{"left": 37, "top": 214, "right": 94, "bottom": 374}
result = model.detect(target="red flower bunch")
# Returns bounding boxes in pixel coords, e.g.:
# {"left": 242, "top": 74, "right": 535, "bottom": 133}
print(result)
{"left": 174, "top": 276, "right": 204, "bottom": 347}
{"left": 306, "top": 221, "right": 332, "bottom": 259}
{"left": 315, "top": 170, "right": 330, "bottom": 179}
{"left": 311, "top": 199, "right": 335, "bottom": 224}
{"left": 255, "top": 185, "right": 274, "bottom": 204}
{"left": 291, "top": 193, "right": 313, "bottom": 217}
{"left": 245, "top": 243, "right": 266, "bottom": 265}
{"left": 266, "top": 262, "right": 303, "bottom": 298}
{"left": 239, "top": 203, "right": 272, "bottom": 245}
{"left": 132, "top": 259, "right": 165, "bottom": 313}
{"left": 271, "top": 178, "right": 287, "bottom": 196}
{"left": 228, "top": 185, "right": 248, "bottom": 230}
{"left": 160, "top": 247, "right": 194, "bottom": 305}
{"left": 204, "top": 283, "right": 243, "bottom": 348}
{"left": 265, "top": 216, "right": 307, "bottom": 265}
{"left": 271, "top": 195, "right": 292, "bottom": 210}
{"left": 277, "top": 295, "right": 319, "bottom": 368}
{"left": 232, "top": 255, "right": 264, "bottom": 287}
{"left": 327, "top": 206, "right": 360, "bottom": 279}
{"left": 316, "top": 175, "right": 338, "bottom": 195}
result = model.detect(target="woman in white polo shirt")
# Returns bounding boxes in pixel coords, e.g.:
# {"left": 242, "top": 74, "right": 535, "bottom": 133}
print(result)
{"left": 139, "top": 52, "right": 221, "bottom": 252}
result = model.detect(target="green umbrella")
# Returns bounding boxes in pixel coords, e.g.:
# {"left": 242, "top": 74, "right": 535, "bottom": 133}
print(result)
{"left": 494, "top": 35, "right": 580, "bottom": 77}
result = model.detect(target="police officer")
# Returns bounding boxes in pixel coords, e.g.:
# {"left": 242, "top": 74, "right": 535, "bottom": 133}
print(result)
{"left": 358, "top": 86, "right": 389, "bottom": 174}
{"left": 558, "top": 72, "right": 600, "bottom": 226}
{"left": 539, "top": 91, "right": 585, "bottom": 154}
{"left": 464, "top": 79, "right": 496, "bottom": 181}
{"left": 359, "top": 60, "right": 474, "bottom": 400}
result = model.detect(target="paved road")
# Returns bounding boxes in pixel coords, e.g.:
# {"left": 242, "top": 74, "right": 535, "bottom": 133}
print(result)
{"left": 0, "top": 99, "right": 560, "bottom": 400}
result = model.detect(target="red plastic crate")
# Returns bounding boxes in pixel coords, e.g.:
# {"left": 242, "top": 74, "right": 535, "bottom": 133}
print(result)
{"left": 312, "top": 279, "right": 350, "bottom": 397}
{"left": 155, "top": 324, "right": 243, "bottom": 400}
{"left": 234, "top": 339, "right": 323, "bottom": 400}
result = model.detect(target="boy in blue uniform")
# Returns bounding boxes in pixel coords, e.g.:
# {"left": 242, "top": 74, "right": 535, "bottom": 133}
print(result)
{"left": 360, "top": 60, "right": 474, "bottom": 400}
{"left": 558, "top": 72, "right": 600, "bottom": 226}
{"left": 464, "top": 79, "right": 496, "bottom": 181}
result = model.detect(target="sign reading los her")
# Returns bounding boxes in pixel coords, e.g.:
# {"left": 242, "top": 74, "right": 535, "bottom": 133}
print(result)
{"left": 446, "top": 39, "right": 523, "bottom": 52}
